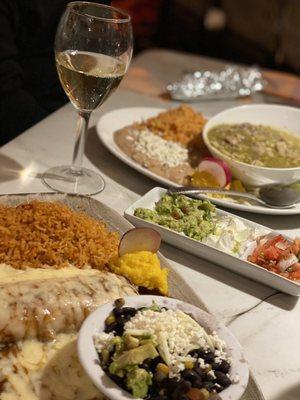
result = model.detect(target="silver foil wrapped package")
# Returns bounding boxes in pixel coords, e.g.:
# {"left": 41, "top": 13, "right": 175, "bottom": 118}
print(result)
{"left": 167, "top": 65, "right": 265, "bottom": 101}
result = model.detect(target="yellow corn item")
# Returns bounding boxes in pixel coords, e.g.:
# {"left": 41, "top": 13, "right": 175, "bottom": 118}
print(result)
{"left": 109, "top": 251, "right": 169, "bottom": 295}
{"left": 184, "top": 360, "right": 194, "bottom": 369}
{"left": 156, "top": 363, "right": 169, "bottom": 376}
{"left": 105, "top": 313, "right": 116, "bottom": 326}
{"left": 199, "top": 388, "right": 210, "bottom": 400}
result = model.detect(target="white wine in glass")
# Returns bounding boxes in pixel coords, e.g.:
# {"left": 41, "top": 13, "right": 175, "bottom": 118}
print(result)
{"left": 42, "top": 2, "right": 133, "bottom": 195}
{"left": 56, "top": 51, "right": 127, "bottom": 111}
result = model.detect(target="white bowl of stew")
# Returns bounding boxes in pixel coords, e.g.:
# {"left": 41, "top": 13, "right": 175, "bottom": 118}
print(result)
{"left": 203, "top": 104, "right": 300, "bottom": 187}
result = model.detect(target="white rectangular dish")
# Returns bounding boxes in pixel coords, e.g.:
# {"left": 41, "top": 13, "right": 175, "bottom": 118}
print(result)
{"left": 125, "top": 187, "right": 300, "bottom": 296}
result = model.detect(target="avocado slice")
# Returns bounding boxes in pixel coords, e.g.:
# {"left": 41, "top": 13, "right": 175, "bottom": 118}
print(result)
{"left": 126, "top": 367, "right": 152, "bottom": 398}
{"left": 109, "top": 342, "right": 158, "bottom": 375}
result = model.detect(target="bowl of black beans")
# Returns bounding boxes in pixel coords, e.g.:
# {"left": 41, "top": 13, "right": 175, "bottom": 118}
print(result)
{"left": 78, "top": 296, "right": 249, "bottom": 400}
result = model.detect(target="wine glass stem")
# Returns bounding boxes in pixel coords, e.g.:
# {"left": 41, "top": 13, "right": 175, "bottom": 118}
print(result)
{"left": 71, "top": 110, "right": 91, "bottom": 174}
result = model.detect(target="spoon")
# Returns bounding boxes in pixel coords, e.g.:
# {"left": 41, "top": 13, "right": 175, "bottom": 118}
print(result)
{"left": 167, "top": 184, "right": 300, "bottom": 209}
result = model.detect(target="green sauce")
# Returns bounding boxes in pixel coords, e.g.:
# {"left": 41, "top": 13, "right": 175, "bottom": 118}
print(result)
{"left": 208, "top": 123, "right": 300, "bottom": 168}
{"left": 134, "top": 194, "right": 216, "bottom": 241}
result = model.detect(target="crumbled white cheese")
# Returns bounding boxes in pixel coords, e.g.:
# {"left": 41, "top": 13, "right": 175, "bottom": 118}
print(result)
{"left": 129, "top": 128, "right": 188, "bottom": 167}
{"left": 211, "top": 331, "right": 227, "bottom": 352}
{"left": 198, "top": 357, "right": 206, "bottom": 368}
{"left": 94, "top": 332, "right": 115, "bottom": 352}
{"left": 231, "top": 373, "right": 240, "bottom": 384}
{"left": 124, "top": 308, "right": 217, "bottom": 377}
{"left": 207, "top": 369, "right": 216, "bottom": 379}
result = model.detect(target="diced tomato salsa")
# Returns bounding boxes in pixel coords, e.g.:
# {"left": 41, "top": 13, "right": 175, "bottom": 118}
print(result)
{"left": 248, "top": 235, "right": 300, "bottom": 281}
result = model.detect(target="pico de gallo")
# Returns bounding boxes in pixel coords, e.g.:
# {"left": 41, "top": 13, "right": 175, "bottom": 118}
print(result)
{"left": 248, "top": 235, "right": 300, "bottom": 281}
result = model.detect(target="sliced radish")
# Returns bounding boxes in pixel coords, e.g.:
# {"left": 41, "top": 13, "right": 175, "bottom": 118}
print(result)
{"left": 119, "top": 227, "right": 161, "bottom": 256}
{"left": 198, "top": 157, "right": 231, "bottom": 188}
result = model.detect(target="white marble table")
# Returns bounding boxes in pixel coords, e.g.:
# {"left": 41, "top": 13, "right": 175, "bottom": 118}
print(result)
{"left": 0, "top": 50, "right": 299, "bottom": 400}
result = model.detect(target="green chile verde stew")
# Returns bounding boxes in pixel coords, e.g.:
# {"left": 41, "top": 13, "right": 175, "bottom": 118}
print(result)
{"left": 208, "top": 123, "right": 300, "bottom": 168}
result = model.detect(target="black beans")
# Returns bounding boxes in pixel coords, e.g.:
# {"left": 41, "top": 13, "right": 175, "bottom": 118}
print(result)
{"left": 112, "top": 307, "right": 122, "bottom": 317}
{"left": 193, "top": 367, "right": 205, "bottom": 379}
{"left": 122, "top": 307, "right": 137, "bottom": 316}
{"left": 116, "top": 307, "right": 137, "bottom": 333}
{"left": 210, "top": 362, "right": 220, "bottom": 370}
{"left": 161, "top": 378, "right": 178, "bottom": 392}
{"left": 217, "top": 360, "right": 231, "bottom": 374}
{"left": 140, "top": 362, "right": 151, "bottom": 373}
{"left": 188, "top": 348, "right": 215, "bottom": 364}
{"left": 149, "top": 356, "right": 163, "bottom": 371}
{"left": 160, "top": 378, "right": 170, "bottom": 389}
{"left": 193, "top": 379, "right": 203, "bottom": 389}
{"left": 122, "top": 314, "right": 133, "bottom": 323}
{"left": 107, "top": 373, "right": 127, "bottom": 391}
{"left": 202, "top": 381, "right": 214, "bottom": 391}
{"left": 171, "top": 380, "right": 191, "bottom": 400}
{"left": 203, "top": 351, "right": 215, "bottom": 364}
{"left": 104, "top": 322, "right": 118, "bottom": 333}
{"left": 171, "top": 385, "right": 183, "bottom": 398}
{"left": 178, "top": 380, "right": 192, "bottom": 393}
{"left": 181, "top": 369, "right": 200, "bottom": 383}
{"left": 189, "top": 348, "right": 205, "bottom": 358}
{"left": 203, "top": 372, "right": 214, "bottom": 382}
{"left": 154, "top": 371, "right": 166, "bottom": 383}
{"left": 214, "top": 371, "right": 231, "bottom": 388}
{"left": 106, "top": 305, "right": 137, "bottom": 335}
{"left": 115, "top": 322, "right": 125, "bottom": 336}
{"left": 114, "top": 356, "right": 230, "bottom": 399}
{"left": 213, "top": 383, "right": 225, "bottom": 393}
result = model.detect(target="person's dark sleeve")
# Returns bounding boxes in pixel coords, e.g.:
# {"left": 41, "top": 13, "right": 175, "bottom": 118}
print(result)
{"left": 0, "top": 1, "right": 48, "bottom": 145}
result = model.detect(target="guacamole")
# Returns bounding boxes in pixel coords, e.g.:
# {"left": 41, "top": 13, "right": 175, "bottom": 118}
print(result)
{"left": 208, "top": 123, "right": 300, "bottom": 168}
{"left": 134, "top": 194, "right": 216, "bottom": 241}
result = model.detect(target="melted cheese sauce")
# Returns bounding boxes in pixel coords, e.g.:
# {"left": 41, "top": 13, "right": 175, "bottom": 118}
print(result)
{"left": 0, "top": 333, "right": 104, "bottom": 400}
{"left": 0, "top": 264, "right": 137, "bottom": 399}
{"left": 0, "top": 264, "right": 96, "bottom": 284}
{"left": 0, "top": 265, "right": 136, "bottom": 343}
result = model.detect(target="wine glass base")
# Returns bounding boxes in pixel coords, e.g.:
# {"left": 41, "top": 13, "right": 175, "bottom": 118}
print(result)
{"left": 42, "top": 166, "right": 105, "bottom": 195}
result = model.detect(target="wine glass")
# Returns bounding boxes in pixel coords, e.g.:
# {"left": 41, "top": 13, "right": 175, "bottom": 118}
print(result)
{"left": 42, "top": 1, "right": 133, "bottom": 195}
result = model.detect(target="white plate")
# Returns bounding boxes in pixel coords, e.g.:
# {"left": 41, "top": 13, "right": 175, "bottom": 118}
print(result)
{"left": 78, "top": 295, "right": 249, "bottom": 400}
{"left": 125, "top": 187, "right": 300, "bottom": 296}
{"left": 97, "top": 107, "right": 300, "bottom": 215}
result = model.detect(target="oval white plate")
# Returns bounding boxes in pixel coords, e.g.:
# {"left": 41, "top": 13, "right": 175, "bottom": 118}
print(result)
{"left": 96, "top": 107, "right": 300, "bottom": 215}
{"left": 78, "top": 295, "right": 249, "bottom": 400}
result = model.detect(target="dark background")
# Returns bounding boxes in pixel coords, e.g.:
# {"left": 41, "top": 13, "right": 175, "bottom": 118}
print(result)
{"left": 113, "top": 0, "right": 300, "bottom": 75}
{"left": 1, "top": 0, "right": 299, "bottom": 145}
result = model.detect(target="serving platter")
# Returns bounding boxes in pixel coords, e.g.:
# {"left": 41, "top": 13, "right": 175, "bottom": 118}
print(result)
{"left": 0, "top": 192, "right": 264, "bottom": 400}
{"left": 125, "top": 187, "right": 300, "bottom": 296}
{"left": 96, "top": 107, "right": 300, "bottom": 215}
{"left": 0, "top": 192, "right": 206, "bottom": 305}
